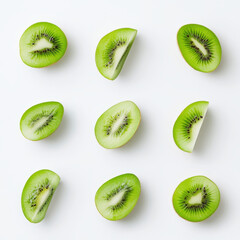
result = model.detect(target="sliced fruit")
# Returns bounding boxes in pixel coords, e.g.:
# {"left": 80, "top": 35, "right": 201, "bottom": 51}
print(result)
{"left": 20, "top": 22, "right": 67, "bottom": 67}
{"left": 177, "top": 24, "right": 221, "bottom": 72}
{"left": 95, "top": 101, "right": 141, "bottom": 149}
{"left": 173, "top": 101, "right": 209, "bottom": 152}
{"left": 95, "top": 28, "right": 137, "bottom": 80}
{"left": 20, "top": 101, "right": 64, "bottom": 141}
{"left": 173, "top": 176, "right": 220, "bottom": 222}
{"left": 95, "top": 173, "right": 141, "bottom": 221}
{"left": 21, "top": 169, "right": 60, "bottom": 223}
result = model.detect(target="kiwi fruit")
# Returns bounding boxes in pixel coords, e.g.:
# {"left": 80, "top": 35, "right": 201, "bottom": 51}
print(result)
{"left": 95, "top": 101, "right": 141, "bottom": 149}
{"left": 95, "top": 28, "right": 137, "bottom": 80}
{"left": 21, "top": 169, "right": 60, "bottom": 223}
{"left": 20, "top": 101, "right": 64, "bottom": 141}
{"left": 173, "top": 101, "right": 209, "bottom": 153}
{"left": 95, "top": 173, "right": 141, "bottom": 221}
{"left": 173, "top": 176, "right": 220, "bottom": 222}
{"left": 177, "top": 24, "right": 221, "bottom": 72}
{"left": 20, "top": 22, "right": 67, "bottom": 67}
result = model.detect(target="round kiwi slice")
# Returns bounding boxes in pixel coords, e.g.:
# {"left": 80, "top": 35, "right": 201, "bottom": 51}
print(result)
{"left": 95, "top": 28, "right": 137, "bottom": 80}
{"left": 173, "top": 176, "right": 220, "bottom": 222}
{"left": 21, "top": 169, "right": 60, "bottom": 223}
{"left": 177, "top": 24, "right": 221, "bottom": 72}
{"left": 95, "top": 101, "right": 141, "bottom": 149}
{"left": 20, "top": 22, "right": 67, "bottom": 68}
{"left": 173, "top": 101, "right": 209, "bottom": 153}
{"left": 95, "top": 173, "right": 141, "bottom": 221}
{"left": 20, "top": 101, "right": 64, "bottom": 141}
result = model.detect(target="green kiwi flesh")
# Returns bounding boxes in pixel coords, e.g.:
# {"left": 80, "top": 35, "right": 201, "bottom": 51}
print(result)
{"left": 20, "top": 101, "right": 64, "bottom": 141}
{"left": 95, "top": 173, "right": 141, "bottom": 221}
{"left": 21, "top": 169, "right": 60, "bottom": 223}
{"left": 177, "top": 24, "right": 221, "bottom": 72}
{"left": 173, "top": 101, "right": 209, "bottom": 153}
{"left": 95, "top": 28, "right": 137, "bottom": 80}
{"left": 20, "top": 22, "right": 67, "bottom": 68}
{"left": 173, "top": 176, "right": 220, "bottom": 222}
{"left": 95, "top": 101, "right": 141, "bottom": 149}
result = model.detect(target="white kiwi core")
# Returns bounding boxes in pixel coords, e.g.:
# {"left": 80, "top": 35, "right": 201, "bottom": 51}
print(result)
{"left": 110, "top": 112, "right": 128, "bottom": 135}
{"left": 191, "top": 38, "right": 208, "bottom": 56}
{"left": 108, "top": 189, "right": 126, "bottom": 206}
{"left": 32, "top": 188, "right": 52, "bottom": 221}
{"left": 188, "top": 192, "right": 203, "bottom": 205}
{"left": 31, "top": 38, "right": 53, "bottom": 51}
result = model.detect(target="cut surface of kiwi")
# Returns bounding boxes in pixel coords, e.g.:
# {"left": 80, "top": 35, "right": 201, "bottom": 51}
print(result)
{"left": 95, "top": 173, "right": 141, "bottom": 221}
{"left": 20, "top": 101, "right": 64, "bottom": 141}
{"left": 20, "top": 22, "right": 67, "bottom": 67}
{"left": 21, "top": 169, "right": 60, "bottom": 223}
{"left": 173, "top": 176, "right": 220, "bottom": 222}
{"left": 95, "top": 28, "right": 137, "bottom": 80}
{"left": 173, "top": 101, "right": 209, "bottom": 153}
{"left": 177, "top": 24, "right": 221, "bottom": 72}
{"left": 95, "top": 101, "right": 141, "bottom": 149}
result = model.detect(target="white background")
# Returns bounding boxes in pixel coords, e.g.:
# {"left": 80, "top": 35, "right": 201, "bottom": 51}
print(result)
{"left": 0, "top": 0, "right": 238, "bottom": 239}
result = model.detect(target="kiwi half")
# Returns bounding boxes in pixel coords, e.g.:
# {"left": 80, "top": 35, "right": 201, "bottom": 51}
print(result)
{"left": 95, "top": 173, "right": 141, "bottom": 221}
{"left": 20, "top": 101, "right": 64, "bottom": 141}
{"left": 21, "top": 169, "right": 60, "bottom": 223}
{"left": 173, "top": 101, "right": 209, "bottom": 153}
{"left": 95, "top": 28, "right": 137, "bottom": 80}
{"left": 173, "top": 176, "right": 220, "bottom": 222}
{"left": 20, "top": 22, "right": 67, "bottom": 68}
{"left": 177, "top": 24, "right": 221, "bottom": 72}
{"left": 95, "top": 101, "right": 141, "bottom": 149}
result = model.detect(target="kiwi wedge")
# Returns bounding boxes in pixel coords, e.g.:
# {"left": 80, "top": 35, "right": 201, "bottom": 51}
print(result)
{"left": 177, "top": 24, "right": 221, "bottom": 72}
{"left": 20, "top": 22, "right": 67, "bottom": 68}
{"left": 21, "top": 169, "right": 60, "bottom": 223}
{"left": 173, "top": 101, "right": 209, "bottom": 153}
{"left": 95, "top": 101, "right": 141, "bottom": 149}
{"left": 173, "top": 176, "right": 220, "bottom": 222}
{"left": 20, "top": 101, "right": 64, "bottom": 141}
{"left": 95, "top": 28, "right": 137, "bottom": 80}
{"left": 95, "top": 173, "right": 141, "bottom": 221}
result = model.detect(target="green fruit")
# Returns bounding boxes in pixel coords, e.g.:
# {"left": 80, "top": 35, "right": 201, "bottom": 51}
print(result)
{"left": 177, "top": 24, "right": 221, "bottom": 72}
{"left": 20, "top": 101, "right": 64, "bottom": 141}
{"left": 173, "top": 101, "right": 209, "bottom": 153}
{"left": 20, "top": 22, "right": 67, "bottom": 68}
{"left": 95, "top": 28, "right": 137, "bottom": 80}
{"left": 95, "top": 173, "right": 141, "bottom": 221}
{"left": 21, "top": 169, "right": 60, "bottom": 223}
{"left": 173, "top": 176, "right": 220, "bottom": 222}
{"left": 95, "top": 101, "right": 141, "bottom": 149}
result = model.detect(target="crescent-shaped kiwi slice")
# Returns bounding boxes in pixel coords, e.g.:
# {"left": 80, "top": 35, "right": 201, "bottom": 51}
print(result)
{"left": 95, "top": 28, "right": 137, "bottom": 80}
{"left": 95, "top": 173, "right": 141, "bottom": 221}
{"left": 177, "top": 24, "right": 221, "bottom": 72}
{"left": 95, "top": 101, "right": 141, "bottom": 149}
{"left": 21, "top": 170, "right": 60, "bottom": 223}
{"left": 173, "top": 101, "right": 209, "bottom": 153}
{"left": 20, "top": 22, "right": 67, "bottom": 68}
{"left": 173, "top": 176, "right": 220, "bottom": 222}
{"left": 20, "top": 101, "right": 64, "bottom": 141}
